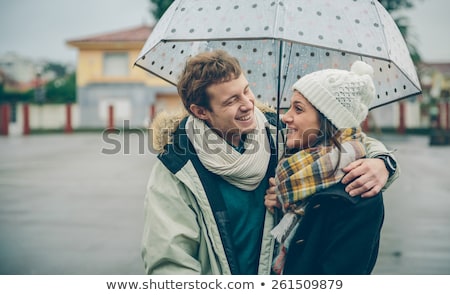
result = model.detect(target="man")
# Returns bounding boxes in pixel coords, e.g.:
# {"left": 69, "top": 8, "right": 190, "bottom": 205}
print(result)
{"left": 142, "top": 50, "right": 398, "bottom": 275}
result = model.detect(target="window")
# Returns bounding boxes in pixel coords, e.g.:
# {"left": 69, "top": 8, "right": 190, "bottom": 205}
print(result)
{"left": 103, "top": 52, "right": 129, "bottom": 77}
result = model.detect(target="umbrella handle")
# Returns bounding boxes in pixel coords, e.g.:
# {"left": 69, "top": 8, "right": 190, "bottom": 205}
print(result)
{"left": 275, "top": 41, "right": 284, "bottom": 161}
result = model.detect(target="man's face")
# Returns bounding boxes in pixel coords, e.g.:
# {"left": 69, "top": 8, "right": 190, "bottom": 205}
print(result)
{"left": 195, "top": 73, "right": 256, "bottom": 147}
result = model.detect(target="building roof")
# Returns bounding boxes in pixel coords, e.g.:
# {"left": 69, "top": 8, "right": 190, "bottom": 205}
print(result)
{"left": 66, "top": 25, "right": 152, "bottom": 48}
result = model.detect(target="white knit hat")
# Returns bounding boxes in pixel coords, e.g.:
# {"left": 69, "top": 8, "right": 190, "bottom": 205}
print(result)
{"left": 292, "top": 61, "right": 376, "bottom": 129}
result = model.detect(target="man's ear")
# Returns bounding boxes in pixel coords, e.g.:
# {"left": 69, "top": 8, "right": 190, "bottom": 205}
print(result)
{"left": 190, "top": 104, "right": 209, "bottom": 120}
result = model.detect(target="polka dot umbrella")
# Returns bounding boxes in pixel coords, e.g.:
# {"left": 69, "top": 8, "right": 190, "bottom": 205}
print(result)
{"left": 135, "top": 0, "right": 421, "bottom": 110}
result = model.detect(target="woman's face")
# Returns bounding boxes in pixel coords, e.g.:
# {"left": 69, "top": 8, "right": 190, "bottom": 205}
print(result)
{"left": 282, "top": 91, "right": 321, "bottom": 149}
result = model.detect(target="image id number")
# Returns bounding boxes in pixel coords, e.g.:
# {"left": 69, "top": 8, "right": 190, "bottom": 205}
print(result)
{"left": 271, "top": 279, "right": 343, "bottom": 290}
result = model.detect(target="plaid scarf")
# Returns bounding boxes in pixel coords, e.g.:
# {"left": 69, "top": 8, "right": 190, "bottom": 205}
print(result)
{"left": 275, "top": 128, "right": 366, "bottom": 208}
{"left": 271, "top": 127, "right": 366, "bottom": 274}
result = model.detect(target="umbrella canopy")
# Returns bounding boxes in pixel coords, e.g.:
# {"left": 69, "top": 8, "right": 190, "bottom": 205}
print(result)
{"left": 135, "top": 0, "right": 421, "bottom": 110}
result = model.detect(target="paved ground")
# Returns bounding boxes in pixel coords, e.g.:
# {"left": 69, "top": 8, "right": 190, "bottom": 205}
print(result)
{"left": 370, "top": 133, "right": 450, "bottom": 275}
{"left": 0, "top": 131, "right": 449, "bottom": 275}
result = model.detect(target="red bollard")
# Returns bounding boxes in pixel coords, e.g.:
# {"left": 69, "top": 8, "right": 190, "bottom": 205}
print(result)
{"left": 397, "top": 101, "right": 406, "bottom": 134}
{"left": 150, "top": 104, "right": 155, "bottom": 122}
{"left": 108, "top": 105, "right": 114, "bottom": 130}
{"left": 0, "top": 104, "right": 10, "bottom": 136}
{"left": 446, "top": 102, "right": 450, "bottom": 131}
{"left": 23, "top": 104, "right": 30, "bottom": 135}
{"left": 64, "top": 103, "right": 73, "bottom": 133}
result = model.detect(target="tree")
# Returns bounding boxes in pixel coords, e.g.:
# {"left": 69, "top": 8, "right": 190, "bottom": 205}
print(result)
{"left": 378, "top": 0, "right": 414, "bottom": 10}
{"left": 44, "top": 62, "right": 68, "bottom": 77}
{"left": 149, "top": 0, "right": 174, "bottom": 21}
{"left": 45, "top": 72, "right": 76, "bottom": 104}
{"left": 0, "top": 85, "right": 32, "bottom": 104}
{"left": 379, "top": 0, "right": 422, "bottom": 63}
{"left": 0, "top": 72, "right": 32, "bottom": 103}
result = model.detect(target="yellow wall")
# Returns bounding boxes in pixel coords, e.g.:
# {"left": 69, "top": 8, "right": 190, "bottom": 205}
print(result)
{"left": 76, "top": 48, "right": 172, "bottom": 88}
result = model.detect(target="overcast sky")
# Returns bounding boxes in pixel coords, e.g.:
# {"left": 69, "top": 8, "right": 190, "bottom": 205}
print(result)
{"left": 0, "top": 0, "right": 449, "bottom": 64}
{"left": 0, "top": 0, "right": 152, "bottom": 64}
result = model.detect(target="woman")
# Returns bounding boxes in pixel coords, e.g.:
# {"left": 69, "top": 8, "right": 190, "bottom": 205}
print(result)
{"left": 267, "top": 61, "right": 385, "bottom": 275}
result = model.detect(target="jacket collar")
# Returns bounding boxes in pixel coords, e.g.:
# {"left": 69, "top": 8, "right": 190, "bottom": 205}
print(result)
{"left": 149, "top": 100, "right": 277, "bottom": 153}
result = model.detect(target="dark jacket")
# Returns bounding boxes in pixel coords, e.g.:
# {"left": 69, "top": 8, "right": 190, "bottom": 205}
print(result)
{"left": 283, "top": 183, "right": 384, "bottom": 275}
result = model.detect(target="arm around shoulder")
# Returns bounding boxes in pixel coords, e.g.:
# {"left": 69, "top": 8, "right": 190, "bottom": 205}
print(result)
{"left": 361, "top": 133, "right": 400, "bottom": 190}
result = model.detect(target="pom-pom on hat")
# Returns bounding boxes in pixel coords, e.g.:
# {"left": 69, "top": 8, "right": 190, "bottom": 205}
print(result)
{"left": 292, "top": 61, "right": 376, "bottom": 129}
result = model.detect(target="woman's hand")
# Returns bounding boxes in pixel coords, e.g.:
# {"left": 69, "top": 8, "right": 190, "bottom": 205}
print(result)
{"left": 264, "top": 177, "right": 281, "bottom": 213}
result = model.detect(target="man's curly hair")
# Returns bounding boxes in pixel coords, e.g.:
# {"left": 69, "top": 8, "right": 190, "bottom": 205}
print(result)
{"left": 177, "top": 50, "right": 242, "bottom": 115}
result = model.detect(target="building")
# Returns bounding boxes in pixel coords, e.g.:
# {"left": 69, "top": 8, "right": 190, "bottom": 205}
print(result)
{"left": 367, "top": 62, "right": 450, "bottom": 133}
{"left": 418, "top": 62, "right": 450, "bottom": 130}
{"left": 67, "top": 25, "right": 179, "bottom": 129}
{"left": 0, "top": 52, "right": 36, "bottom": 87}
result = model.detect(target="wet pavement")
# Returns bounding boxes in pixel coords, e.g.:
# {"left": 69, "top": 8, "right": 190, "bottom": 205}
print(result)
{"left": 0, "top": 132, "right": 449, "bottom": 275}
{"left": 370, "top": 134, "right": 450, "bottom": 275}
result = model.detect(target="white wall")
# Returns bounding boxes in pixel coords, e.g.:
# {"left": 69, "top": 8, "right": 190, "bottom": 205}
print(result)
{"left": 370, "top": 101, "right": 425, "bottom": 129}
{"left": 15, "top": 103, "right": 80, "bottom": 130}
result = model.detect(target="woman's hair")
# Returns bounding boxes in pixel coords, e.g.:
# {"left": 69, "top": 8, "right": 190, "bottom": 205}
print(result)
{"left": 177, "top": 50, "right": 242, "bottom": 115}
{"left": 316, "top": 112, "right": 343, "bottom": 176}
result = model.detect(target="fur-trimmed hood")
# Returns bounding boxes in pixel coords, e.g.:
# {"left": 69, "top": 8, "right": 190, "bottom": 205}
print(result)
{"left": 149, "top": 100, "right": 276, "bottom": 153}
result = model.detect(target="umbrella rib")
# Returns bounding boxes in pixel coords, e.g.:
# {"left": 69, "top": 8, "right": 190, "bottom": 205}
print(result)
{"left": 369, "top": 90, "right": 422, "bottom": 111}
{"left": 276, "top": 41, "right": 283, "bottom": 161}
{"left": 373, "top": 1, "right": 391, "bottom": 61}
{"left": 133, "top": 63, "right": 177, "bottom": 86}
{"left": 389, "top": 63, "right": 422, "bottom": 90}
